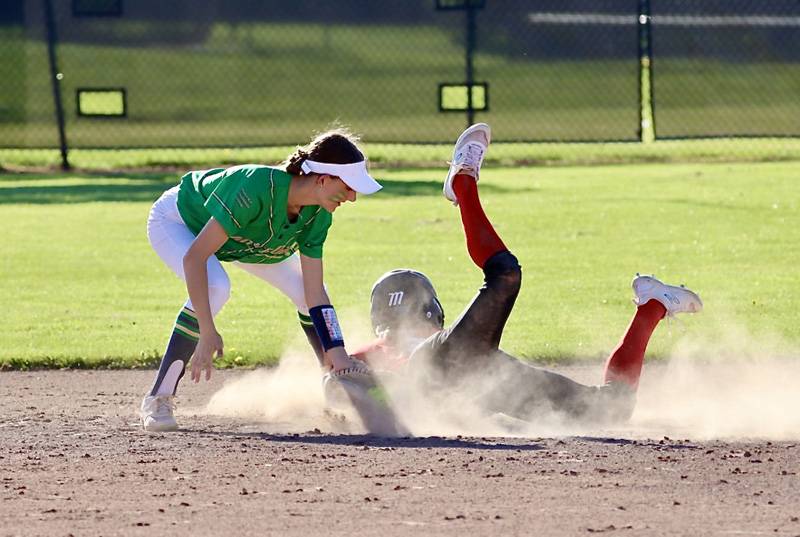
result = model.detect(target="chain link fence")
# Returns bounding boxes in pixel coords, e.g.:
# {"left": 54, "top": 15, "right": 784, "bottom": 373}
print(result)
{"left": 651, "top": 0, "right": 800, "bottom": 138}
{"left": 1, "top": 0, "right": 798, "bottom": 161}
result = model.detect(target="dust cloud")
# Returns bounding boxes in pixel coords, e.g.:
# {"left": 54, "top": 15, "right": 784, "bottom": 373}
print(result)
{"left": 204, "top": 327, "right": 800, "bottom": 441}
{"left": 204, "top": 351, "right": 329, "bottom": 432}
{"left": 633, "top": 331, "right": 800, "bottom": 440}
{"left": 203, "top": 309, "right": 377, "bottom": 433}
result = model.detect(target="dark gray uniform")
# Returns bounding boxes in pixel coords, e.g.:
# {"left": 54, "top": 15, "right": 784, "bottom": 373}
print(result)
{"left": 403, "top": 251, "right": 633, "bottom": 423}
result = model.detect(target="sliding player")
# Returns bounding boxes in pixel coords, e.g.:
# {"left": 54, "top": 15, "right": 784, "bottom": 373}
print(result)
{"left": 351, "top": 124, "right": 702, "bottom": 425}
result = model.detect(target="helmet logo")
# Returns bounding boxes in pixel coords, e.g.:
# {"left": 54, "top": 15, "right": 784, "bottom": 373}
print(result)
{"left": 387, "top": 291, "right": 404, "bottom": 307}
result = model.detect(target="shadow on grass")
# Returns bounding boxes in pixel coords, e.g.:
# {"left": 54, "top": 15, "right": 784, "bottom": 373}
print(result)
{"left": 0, "top": 182, "right": 176, "bottom": 204}
{"left": 379, "top": 179, "right": 531, "bottom": 198}
{"left": 0, "top": 172, "right": 177, "bottom": 204}
{"left": 603, "top": 196, "right": 745, "bottom": 212}
{"left": 0, "top": 171, "right": 177, "bottom": 182}
{"left": 0, "top": 176, "right": 532, "bottom": 204}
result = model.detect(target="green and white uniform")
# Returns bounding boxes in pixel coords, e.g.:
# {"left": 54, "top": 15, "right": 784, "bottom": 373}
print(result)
{"left": 177, "top": 164, "right": 332, "bottom": 263}
{"left": 145, "top": 164, "right": 333, "bottom": 397}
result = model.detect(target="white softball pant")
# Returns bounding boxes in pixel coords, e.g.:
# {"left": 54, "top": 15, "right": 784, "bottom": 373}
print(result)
{"left": 146, "top": 186, "right": 310, "bottom": 317}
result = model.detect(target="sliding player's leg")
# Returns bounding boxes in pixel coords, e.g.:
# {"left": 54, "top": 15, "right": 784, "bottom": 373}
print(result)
{"left": 604, "top": 274, "right": 703, "bottom": 388}
{"left": 473, "top": 275, "right": 703, "bottom": 424}
{"left": 415, "top": 124, "right": 523, "bottom": 375}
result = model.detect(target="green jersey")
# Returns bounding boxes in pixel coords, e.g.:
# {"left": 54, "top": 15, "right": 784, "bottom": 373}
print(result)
{"left": 176, "top": 165, "right": 332, "bottom": 264}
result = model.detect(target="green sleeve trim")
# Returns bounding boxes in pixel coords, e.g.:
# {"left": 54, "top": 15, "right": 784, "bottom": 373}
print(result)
{"left": 298, "top": 246, "right": 323, "bottom": 258}
{"left": 298, "top": 207, "right": 330, "bottom": 259}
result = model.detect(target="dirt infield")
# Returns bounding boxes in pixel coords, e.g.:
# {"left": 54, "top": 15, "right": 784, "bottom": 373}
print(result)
{"left": 2, "top": 368, "right": 799, "bottom": 537}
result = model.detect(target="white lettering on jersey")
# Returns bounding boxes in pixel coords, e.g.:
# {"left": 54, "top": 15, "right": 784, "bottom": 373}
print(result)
{"left": 388, "top": 291, "right": 404, "bottom": 307}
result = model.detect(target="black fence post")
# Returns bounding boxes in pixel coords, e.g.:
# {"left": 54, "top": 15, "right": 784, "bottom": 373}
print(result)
{"left": 43, "top": 0, "right": 69, "bottom": 170}
{"left": 638, "top": 0, "right": 655, "bottom": 142}
{"left": 465, "top": 4, "right": 477, "bottom": 127}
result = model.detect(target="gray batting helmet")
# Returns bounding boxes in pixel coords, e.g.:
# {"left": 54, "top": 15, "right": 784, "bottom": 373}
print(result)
{"left": 370, "top": 269, "right": 444, "bottom": 336}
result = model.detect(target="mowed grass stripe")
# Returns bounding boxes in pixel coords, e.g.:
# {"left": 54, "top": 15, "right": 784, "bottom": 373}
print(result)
{"left": 1, "top": 161, "right": 797, "bottom": 369}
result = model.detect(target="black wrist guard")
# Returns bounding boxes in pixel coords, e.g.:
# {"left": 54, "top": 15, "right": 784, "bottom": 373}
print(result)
{"left": 308, "top": 305, "right": 345, "bottom": 351}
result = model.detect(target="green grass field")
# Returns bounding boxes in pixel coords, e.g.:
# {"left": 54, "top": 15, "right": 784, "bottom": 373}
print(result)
{"left": 1, "top": 160, "right": 797, "bottom": 370}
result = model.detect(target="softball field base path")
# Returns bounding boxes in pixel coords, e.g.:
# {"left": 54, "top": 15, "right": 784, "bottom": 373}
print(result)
{"left": 1, "top": 369, "right": 798, "bottom": 537}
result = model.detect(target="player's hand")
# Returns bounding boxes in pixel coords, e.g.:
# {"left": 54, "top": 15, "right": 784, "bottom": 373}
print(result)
{"left": 327, "top": 346, "right": 368, "bottom": 373}
{"left": 191, "top": 331, "right": 223, "bottom": 382}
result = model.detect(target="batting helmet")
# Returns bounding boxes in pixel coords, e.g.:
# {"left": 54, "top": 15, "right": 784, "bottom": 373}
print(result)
{"left": 370, "top": 269, "right": 444, "bottom": 337}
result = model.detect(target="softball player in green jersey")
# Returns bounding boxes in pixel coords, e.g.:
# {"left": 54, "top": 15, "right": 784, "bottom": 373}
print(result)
{"left": 141, "top": 129, "right": 381, "bottom": 432}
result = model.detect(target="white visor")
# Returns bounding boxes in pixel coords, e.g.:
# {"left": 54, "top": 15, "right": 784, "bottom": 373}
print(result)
{"left": 300, "top": 159, "right": 382, "bottom": 195}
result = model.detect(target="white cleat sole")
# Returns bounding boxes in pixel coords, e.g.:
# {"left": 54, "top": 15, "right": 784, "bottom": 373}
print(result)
{"left": 453, "top": 122, "right": 492, "bottom": 153}
{"left": 142, "top": 418, "right": 178, "bottom": 432}
{"left": 443, "top": 123, "right": 492, "bottom": 205}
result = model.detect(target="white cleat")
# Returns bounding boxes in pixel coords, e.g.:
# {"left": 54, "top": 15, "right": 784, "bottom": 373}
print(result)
{"left": 632, "top": 274, "right": 703, "bottom": 316}
{"left": 140, "top": 395, "right": 178, "bottom": 432}
{"left": 443, "top": 123, "right": 491, "bottom": 206}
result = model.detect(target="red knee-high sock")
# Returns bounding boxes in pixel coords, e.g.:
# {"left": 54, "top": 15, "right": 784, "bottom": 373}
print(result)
{"left": 603, "top": 300, "right": 667, "bottom": 389}
{"left": 452, "top": 174, "right": 507, "bottom": 268}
